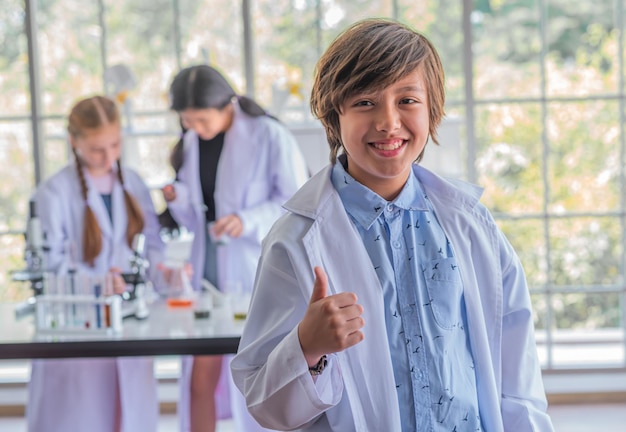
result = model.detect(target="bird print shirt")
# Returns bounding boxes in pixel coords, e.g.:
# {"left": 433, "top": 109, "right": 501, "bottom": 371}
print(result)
{"left": 331, "top": 160, "right": 483, "bottom": 432}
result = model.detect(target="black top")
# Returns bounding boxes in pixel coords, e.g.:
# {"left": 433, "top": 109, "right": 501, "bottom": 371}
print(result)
{"left": 198, "top": 132, "right": 225, "bottom": 222}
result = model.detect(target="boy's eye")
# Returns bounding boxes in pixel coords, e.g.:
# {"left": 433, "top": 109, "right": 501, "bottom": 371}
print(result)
{"left": 353, "top": 100, "right": 373, "bottom": 107}
{"left": 400, "top": 98, "right": 418, "bottom": 104}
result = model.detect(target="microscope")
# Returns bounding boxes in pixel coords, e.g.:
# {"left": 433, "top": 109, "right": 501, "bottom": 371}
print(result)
{"left": 11, "top": 201, "right": 49, "bottom": 317}
{"left": 120, "top": 233, "right": 150, "bottom": 320}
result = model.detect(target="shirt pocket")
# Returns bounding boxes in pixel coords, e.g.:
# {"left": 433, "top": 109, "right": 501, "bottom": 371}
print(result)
{"left": 423, "top": 257, "right": 463, "bottom": 330}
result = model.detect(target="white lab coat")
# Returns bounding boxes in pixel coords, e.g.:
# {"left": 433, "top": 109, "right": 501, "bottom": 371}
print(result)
{"left": 167, "top": 102, "right": 308, "bottom": 431}
{"left": 231, "top": 163, "right": 555, "bottom": 432}
{"left": 27, "top": 163, "right": 165, "bottom": 432}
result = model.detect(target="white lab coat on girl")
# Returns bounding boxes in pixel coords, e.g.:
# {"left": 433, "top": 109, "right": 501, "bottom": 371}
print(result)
{"left": 166, "top": 102, "right": 308, "bottom": 431}
{"left": 27, "top": 163, "right": 165, "bottom": 432}
{"left": 231, "top": 163, "right": 555, "bottom": 432}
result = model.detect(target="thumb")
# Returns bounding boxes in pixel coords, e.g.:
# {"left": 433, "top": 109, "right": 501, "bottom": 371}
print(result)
{"left": 310, "top": 266, "right": 328, "bottom": 304}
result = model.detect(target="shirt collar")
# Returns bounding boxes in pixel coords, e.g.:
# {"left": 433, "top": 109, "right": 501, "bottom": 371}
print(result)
{"left": 331, "top": 156, "right": 430, "bottom": 230}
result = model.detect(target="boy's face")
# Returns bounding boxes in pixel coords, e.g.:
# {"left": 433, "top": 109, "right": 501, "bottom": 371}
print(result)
{"left": 338, "top": 69, "right": 430, "bottom": 200}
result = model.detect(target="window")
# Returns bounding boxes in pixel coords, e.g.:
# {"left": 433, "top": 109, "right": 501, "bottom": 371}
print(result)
{"left": 2, "top": 0, "right": 624, "bottom": 372}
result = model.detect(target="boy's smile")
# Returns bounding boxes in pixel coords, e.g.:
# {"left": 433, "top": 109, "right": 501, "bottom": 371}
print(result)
{"left": 339, "top": 69, "right": 430, "bottom": 201}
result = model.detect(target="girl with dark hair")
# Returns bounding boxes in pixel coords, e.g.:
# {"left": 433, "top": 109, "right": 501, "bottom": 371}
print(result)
{"left": 163, "top": 65, "right": 308, "bottom": 432}
{"left": 27, "top": 95, "right": 167, "bottom": 432}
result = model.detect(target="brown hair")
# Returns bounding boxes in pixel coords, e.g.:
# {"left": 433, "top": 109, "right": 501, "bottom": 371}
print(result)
{"left": 310, "top": 18, "right": 446, "bottom": 163}
{"left": 67, "top": 95, "right": 145, "bottom": 266}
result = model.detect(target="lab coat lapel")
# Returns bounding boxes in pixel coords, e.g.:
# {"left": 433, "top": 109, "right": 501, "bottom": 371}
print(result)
{"left": 180, "top": 131, "right": 210, "bottom": 291}
{"left": 182, "top": 131, "right": 202, "bottom": 210}
{"left": 215, "top": 104, "right": 255, "bottom": 217}
{"left": 297, "top": 167, "right": 402, "bottom": 431}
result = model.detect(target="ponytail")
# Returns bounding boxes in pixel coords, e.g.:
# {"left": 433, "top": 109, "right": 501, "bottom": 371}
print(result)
{"left": 237, "top": 95, "right": 267, "bottom": 117}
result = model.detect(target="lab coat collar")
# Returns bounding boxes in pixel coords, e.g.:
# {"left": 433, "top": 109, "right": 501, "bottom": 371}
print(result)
{"left": 330, "top": 156, "right": 430, "bottom": 230}
{"left": 284, "top": 162, "right": 484, "bottom": 221}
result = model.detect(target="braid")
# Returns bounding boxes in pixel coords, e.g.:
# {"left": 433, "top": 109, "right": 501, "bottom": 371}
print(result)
{"left": 72, "top": 148, "right": 102, "bottom": 266}
{"left": 116, "top": 160, "right": 145, "bottom": 247}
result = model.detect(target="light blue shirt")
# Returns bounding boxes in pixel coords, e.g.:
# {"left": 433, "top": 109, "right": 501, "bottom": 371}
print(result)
{"left": 332, "top": 160, "right": 482, "bottom": 431}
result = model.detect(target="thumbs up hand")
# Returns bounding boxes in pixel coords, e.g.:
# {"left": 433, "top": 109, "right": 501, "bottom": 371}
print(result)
{"left": 298, "top": 266, "right": 365, "bottom": 367}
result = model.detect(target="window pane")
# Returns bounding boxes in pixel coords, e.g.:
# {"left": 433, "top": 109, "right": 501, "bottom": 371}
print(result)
{"left": 123, "top": 131, "right": 176, "bottom": 217}
{"left": 499, "top": 219, "right": 547, "bottom": 289}
{"left": 179, "top": 0, "right": 243, "bottom": 92}
{"left": 473, "top": 0, "right": 542, "bottom": 100}
{"left": 0, "top": 234, "right": 29, "bottom": 302}
{"left": 125, "top": 132, "right": 177, "bottom": 188}
{"left": 547, "top": 101, "right": 620, "bottom": 213}
{"left": 320, "top": 0, "right": 394, "bottom": 47}
{"left": 0, "top": 1, "right": 29, "bottom": 116}
{"left": 253, "top": 0, "right": 322, "bottom": 123}
{"left": 42, "top": 118, "right": 69, "bottom": 181}
{"left": 398, "top": 0, "right": 464, "bottom": 101}
{"left": 103, "top": 0, "right": 178, "bottom": 113}
{"left": 37, "top": 0, "right": 102, "bottom": 116}
{"left": 546, "top": 0, "right": 618, "bottom": 97}
{"left": 0, "top": 120, "right": 34, "bottom": 230}
{"left": 549, "top": 217, "right": 622, "bottom": 287}
{"left": 475, "top": 103, "right": 545, "bottom": 215}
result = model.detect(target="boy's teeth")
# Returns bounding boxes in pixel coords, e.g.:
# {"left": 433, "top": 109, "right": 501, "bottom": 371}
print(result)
{"left": 373, "top": 140, "right": 403, "bottom": 150}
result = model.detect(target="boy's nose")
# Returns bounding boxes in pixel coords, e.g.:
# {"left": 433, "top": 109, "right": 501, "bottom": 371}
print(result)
{"left": 375, "top": 104, "right": 401, "bottom": 132}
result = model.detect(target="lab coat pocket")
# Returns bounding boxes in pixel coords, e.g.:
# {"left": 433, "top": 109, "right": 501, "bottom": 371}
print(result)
{"left": 244, "top": 180, "right": 271, "bottom": 207}
{"left": 423, "top": 257, "right": 463, "bottom": 330}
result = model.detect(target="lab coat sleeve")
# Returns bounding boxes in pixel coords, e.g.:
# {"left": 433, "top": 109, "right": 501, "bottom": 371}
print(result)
{"left": 499, "top": 231, "right": 555, "bottom": 432}
{"left": 237, "top": 125, "right": 308, "bottom": 244}
{"left": 231, "top": 250, "right": 343, "bottom": 430}
{"left": 33, "top": 179, "right": 81, "bottom": 275}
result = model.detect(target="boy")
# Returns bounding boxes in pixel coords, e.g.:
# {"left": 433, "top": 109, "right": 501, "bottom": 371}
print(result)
{"left": 231, "top": 18, "right": 554, "bottom": 432}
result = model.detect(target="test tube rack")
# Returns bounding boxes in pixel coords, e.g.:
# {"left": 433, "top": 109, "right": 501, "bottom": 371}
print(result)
{"left": 35, "top": 294, "right": 123, "bottom": 335}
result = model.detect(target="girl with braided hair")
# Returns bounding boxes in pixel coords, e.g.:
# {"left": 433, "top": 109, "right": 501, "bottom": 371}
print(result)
{"left": 27, "top": 95, "right": 165, "bottom": 432}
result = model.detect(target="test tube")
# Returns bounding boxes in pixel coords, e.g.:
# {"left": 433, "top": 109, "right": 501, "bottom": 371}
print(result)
{"left": 55, "top": 273, "right": 67, "bottom": 330}
{"left": 44, "top": 272, "right": 56, "bottom": 328}
{"left": 94, "top": 282, "right": 102, "bottom": 329}
{"left": 69, "top": 270, "right": 77, "bottom": 325}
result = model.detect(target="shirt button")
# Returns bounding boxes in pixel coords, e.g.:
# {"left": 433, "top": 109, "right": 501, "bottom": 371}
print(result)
{"left": 386, "top": 205, "right": 393, "bottom": 212}
{"left": 392, "top": 241, "right": 401, "bottom": 249}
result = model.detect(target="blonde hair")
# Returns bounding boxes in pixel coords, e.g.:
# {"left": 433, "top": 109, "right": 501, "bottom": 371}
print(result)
{"left": 68, "top": 95, "right": 145, "bottom": 266}
{"left": 310, "top": 18, "right": 446, "bottom": 163}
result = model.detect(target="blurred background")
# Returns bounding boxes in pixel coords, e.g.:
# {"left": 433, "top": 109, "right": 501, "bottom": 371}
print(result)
{"left": 0, "top": 0, "right": 625, "bottom": 428}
